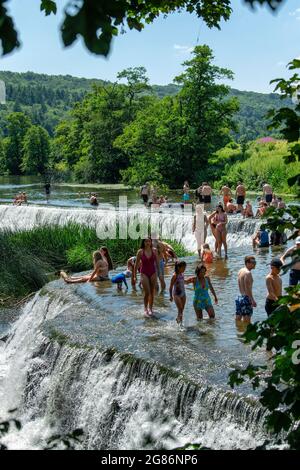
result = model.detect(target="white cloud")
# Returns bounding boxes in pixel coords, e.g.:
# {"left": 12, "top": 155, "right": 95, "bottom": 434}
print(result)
{"left": 173, "top": 44, "right": 194, "bottom": 55}
{"left": 289, "top": 8, "right": 300, "bottom": 20}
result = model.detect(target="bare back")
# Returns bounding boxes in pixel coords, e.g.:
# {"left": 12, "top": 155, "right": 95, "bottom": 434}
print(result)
{"left": 238, "top": 268, "right": 253, "bottom": 297}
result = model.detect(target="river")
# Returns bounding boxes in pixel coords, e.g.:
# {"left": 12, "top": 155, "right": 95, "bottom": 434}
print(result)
{"left": 0, "top": 178, "right": 297, "bottom": 449}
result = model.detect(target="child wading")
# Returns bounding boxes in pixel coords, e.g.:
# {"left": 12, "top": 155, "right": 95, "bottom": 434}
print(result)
{"left": 201, "top": 244, "right": 213, "bottom": 264}
{"left": 169, "top": 261, "right": 187, "bottom": 324}
{"left": 186, "top": 264, "right": 218, "bottom": 319}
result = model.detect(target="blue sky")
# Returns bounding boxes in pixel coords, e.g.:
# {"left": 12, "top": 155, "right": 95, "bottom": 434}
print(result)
{"left": 0, "top": 0, "right": 299, "bottom": 93}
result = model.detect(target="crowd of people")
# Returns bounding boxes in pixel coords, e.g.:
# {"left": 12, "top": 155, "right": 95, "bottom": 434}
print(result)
{"left": 59, "top": 231, "right": 300, "bottom": 328}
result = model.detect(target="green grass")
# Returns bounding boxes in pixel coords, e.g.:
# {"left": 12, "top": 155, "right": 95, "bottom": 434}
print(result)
{"left": 215, "top": 140, "right": 300, "bottom": 194}
{"left": 0, "top": 224, "right": 191, "bottom": 303}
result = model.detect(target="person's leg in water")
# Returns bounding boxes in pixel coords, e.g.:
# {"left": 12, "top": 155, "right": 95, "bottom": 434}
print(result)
{"left": 221, "top": 230, "right": 228, "bottom": 258}
{"left": 174, "top": 295, "right": 186, "bottom": 324}
{"left": 60, "top": 272, "right": 92, "bottom": 284}
{"left": 194, "top": 305, "right": 203, "bottom": 320}
{"left": 158, "top": 259, "right": 166, "bottom": 291}
{"left": 216, "top": 230, "right": 222, "bottom": 257}
{"left": 148, "top": 273, "right": 157, "bottom": 314}
{"left": 242, "top": 314, "right": 251, "bottom": 324}
{"left": 206, "top": 305, "right": 215, "bottom": 319}
{"left": 141, "top": 274, "right": 151, "bottom": 315}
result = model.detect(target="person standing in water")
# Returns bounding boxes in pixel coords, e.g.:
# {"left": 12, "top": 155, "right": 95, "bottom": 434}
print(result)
{"left": 193, "top": 204, "right": 206, "bottom": 258}
{"left": 220, "top": 184, "right": 232, "bottom": 208}
{"left": 169, "top": 261, "right": 187, "bottom": 324}
{"left": 265, "top": 259, "right": 283, "bottom": 317}
{"left": 185, "top": 264, "right": 218, "bottom": 320}
{"left": 133, "top": 238, "right": 159, "bottom": 317}
{"left": 236, "top": 256, "right": 257, "bottom": 323}
{"left": 235, "top": 181, "right": 246, "bottom": 213}
{"left": 208, "top": 205, "right": 228, "bottom": 258}
{"left": 140, "top": 183, "right": 150, "bottom": 206}
{"left": 262, "top": 182, "right": 273, "bottom": 205}
{"left": 151, "top": 237, "right": 166, "bottom": 291}
{"left": 202, "top": 182, "right": 212, "bottom": 205}
{"left": 280, "top": 236, "right": 300, "bottom": 286}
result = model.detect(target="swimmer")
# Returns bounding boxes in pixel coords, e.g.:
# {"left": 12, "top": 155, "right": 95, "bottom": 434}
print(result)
{"left": 169, "top": 261, "right": 187, "bottom": 324}
{"left": 185, "top": 264, "right": 218, "bottom": 320}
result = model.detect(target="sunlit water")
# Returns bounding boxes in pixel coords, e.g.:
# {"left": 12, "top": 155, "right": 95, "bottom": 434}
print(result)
{"left": 0, "top": 178, "right": 296, "bottom": 449}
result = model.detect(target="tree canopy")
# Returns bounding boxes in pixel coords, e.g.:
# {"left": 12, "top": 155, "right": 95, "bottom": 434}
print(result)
{"left": 0, "top": 0, "right": 286, "bottom": 56}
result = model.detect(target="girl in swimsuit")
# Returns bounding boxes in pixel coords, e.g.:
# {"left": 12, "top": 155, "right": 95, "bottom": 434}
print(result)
{"left": 133, "top": 238, "right": 159, "bottom": 317}
{"left": 60, "top": 251, "right": 110, "bottom": 283}
{"left": 169, "top": 261, "right": 187, "bottom": 324}
{"left": 185, "top": 264, "right": 218, "bottom": 320}
{"left": 209, "top": 205, "right": 228, "bottom": 258}
{"left": 201, "top": 244, "right": 213, "bottom": 264}
{"left": 98, "top": 246, "right": 113, "bottom": 271}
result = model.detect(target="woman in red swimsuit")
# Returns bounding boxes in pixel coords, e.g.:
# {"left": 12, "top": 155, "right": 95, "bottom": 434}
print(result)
{"left": 133, "top": 238, "right": 159, "bottom": 317}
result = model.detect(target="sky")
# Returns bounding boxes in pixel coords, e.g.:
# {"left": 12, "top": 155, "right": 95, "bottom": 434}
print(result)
{"left": 0, "top": 0, "right": 299, "bottom": 93}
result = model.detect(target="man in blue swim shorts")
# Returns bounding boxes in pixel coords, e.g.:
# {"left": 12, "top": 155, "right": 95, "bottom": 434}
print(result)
{"left": 236, "top": 256, "right": 257, "bottom": 323}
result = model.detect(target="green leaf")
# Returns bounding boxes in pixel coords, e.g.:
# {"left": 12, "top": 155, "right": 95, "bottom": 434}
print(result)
{"left": 40, "top": 0, "right": 57, "bottom": 16}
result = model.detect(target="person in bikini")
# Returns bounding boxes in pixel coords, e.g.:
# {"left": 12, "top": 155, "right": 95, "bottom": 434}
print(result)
{"left": 169, "top": 261, "right": 187, "bottom": 324}
{"left": 60, "top": 251, "right": 109, "bottom": 283}
{"left": 133, "top": 238, "right": 160, "bottom": 317}
{"left": 209, "top": 205, "right": 228, "bottom": 258}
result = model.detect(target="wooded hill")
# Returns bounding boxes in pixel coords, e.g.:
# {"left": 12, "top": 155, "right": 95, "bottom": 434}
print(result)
{"left": 0, "top": 70, "right": 291, "bottom": 141}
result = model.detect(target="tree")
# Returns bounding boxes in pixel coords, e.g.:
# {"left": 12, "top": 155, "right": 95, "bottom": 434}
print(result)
{"left": 117, "top": 66, "right": 152, "bottom": 119}
{"left": 116, "top": 45, "right": 239, "bottom": 187}
{"left": 267, "top": 59, "right": 300, "bottom": 195}
{"left": 0, "top": 138, "right": 6, "bottom": 174}
{"left": 4, "top": 112, "right": 31, "bottom": 174}
{"left": 21, "top": 125, "right": 51, "bottom": 175}
{"left": 0, "top": 1, "right": 285, "bottom": 57}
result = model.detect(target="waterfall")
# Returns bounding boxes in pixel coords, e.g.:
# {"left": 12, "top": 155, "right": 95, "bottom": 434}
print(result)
{"left": 0, "top": 287, "right": 269, "bottom": 450}
{"left": 0, "top": 204, "right": 261, "bottom": 251}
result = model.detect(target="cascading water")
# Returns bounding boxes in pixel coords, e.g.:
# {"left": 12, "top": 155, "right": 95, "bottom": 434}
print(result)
{"left": 0, "top": 287, "right": 269, "bottom": 450}
{"left": 0, "top": 204, "right": 261, "bottom": 251}
{"left": 0, "top": 204, "right": 277, "bottom": 449}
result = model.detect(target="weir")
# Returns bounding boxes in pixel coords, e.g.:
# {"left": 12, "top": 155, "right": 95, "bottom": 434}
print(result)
{"left": 0, "top": 281, "right": 270, "bottom": 450}
{"left": 0, "top": 204, "right": 261, "bottom": 251}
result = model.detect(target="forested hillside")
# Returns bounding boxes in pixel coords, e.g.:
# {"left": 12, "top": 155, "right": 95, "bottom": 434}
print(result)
{"left": 0, "top": 70, "right": 291, "bottom": 140}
